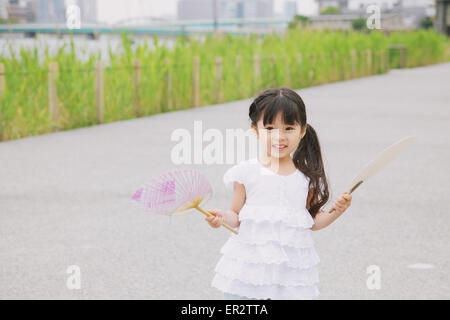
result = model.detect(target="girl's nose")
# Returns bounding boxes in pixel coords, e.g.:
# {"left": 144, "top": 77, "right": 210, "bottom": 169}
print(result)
{"left": 272, "top": 129, "right": 287, "bottom": 142}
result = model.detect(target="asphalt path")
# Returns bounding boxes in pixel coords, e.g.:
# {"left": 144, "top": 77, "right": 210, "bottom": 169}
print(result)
{"left": 1, "top": 62, "right": 449, "bottom": 299}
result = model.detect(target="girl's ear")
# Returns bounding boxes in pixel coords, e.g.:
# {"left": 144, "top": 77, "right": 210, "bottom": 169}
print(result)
{"left": 300, "top": 126, "right": 306, "bottom": 139}
{"left": 251, "top": 125, "right": 259, "bottom": 139}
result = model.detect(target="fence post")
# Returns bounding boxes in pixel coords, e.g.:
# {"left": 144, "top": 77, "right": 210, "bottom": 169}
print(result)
{"left": 271, "top": 54, "right": 277, "bottom": 86}
{"left": 385, "top": 49, "right": 390, "bottom": 71}
{"left": 341, "top": 52, "right": 348, "bottom": 80}
{"left": 350, "top": 50, "right": 356, "bottom": 78}
{"left": 253, "top": 55, "right": 260, "bottom": 94}
{"left": 133, "top": 59, "right": 142, "bottom": 116}
{"left": 297, "top": 53, "right": 302, "bottom": 87}
{"left": 95, "top": 61, "right": 104, "bottom": 123}
{"left": 366, "top": 48, "right": 372, "bottom": 75}
{"left": 400, "top": 46, "right": 407, "bottom": 68}
{"left": 0, "top": 63, "right": 4, "bottom": 141}
{"left": 373, "top": 50, "right": 378, "bottom": 74}
{"left": 48, "top": 62, "right": 60, "bottom": 132}
{"left": 360, "top": 50, "right": 365, "bottom": 77}
{"left": 215, "top": 56, "right": 223, "bottom": 103}
{"left": 379, "top": 50, "right": 384, "bottom": 73}
{"left": 297, "top": 53, "right": 302, "bottom": 66}
{"left": 333, "top": 51, "right": 338, "bottom": 81}
{"left": 388, "top": 45, "right": 407, "bottom": 69}
{"left": 284, "top": 54, "right": 291, "bottom": 87}
{"left": 236, "top": 55, "right": 241, "bottom": 69}
{"left": 165, "top": 58, "right": 173, "bottom": 110}
{"left": 0, "top": 63, "right": 4, "bottom": 99}
{"left": 236, "top": 55, "right": 242, "bottom": 96}
{"left": 192, "top": 56, "right": 200, "bottom": 108}
{"left": 309, "top": 53, "right": 315, "bottom": 85}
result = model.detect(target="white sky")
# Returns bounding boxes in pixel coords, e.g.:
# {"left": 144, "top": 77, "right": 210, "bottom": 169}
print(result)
{"left": 97, "top": 0, "right": 318, "bottom": 24}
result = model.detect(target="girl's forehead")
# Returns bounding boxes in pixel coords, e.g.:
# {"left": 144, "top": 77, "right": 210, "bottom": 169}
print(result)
{"left": 257, "top": 115, "right": 300, "bottom": 126}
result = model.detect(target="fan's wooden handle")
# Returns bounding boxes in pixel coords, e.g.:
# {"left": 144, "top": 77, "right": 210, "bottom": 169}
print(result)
{"left": 194, "top": 206, "right": 239, "bottom": 235}
{"left": 328, "top": 181, "right": 362, "bottom": 214}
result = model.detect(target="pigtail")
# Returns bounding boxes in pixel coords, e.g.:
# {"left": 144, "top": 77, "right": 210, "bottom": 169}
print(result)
{"left": 293, "top": 123, "right": 330, "bottom": 218}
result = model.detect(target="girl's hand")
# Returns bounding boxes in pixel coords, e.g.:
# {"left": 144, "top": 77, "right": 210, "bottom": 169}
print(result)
{"left": 332, "top": 192, "right": 352, "bottom": 214}
{"left": 205, "top": 209, "right": 225, "bottom": 228}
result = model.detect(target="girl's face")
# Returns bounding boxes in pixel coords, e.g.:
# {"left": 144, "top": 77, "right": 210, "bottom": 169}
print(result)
{"left": 253, "top": 112, "right": 306, "bottom": 159}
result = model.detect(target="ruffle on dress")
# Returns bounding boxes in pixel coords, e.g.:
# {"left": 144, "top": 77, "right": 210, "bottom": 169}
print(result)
{"left": 238, "top": 204, "right": 315, "bottom": 229}
{"left": 212, "top": 184, "right": 320, "bottom": 299}
{"left": 237, "top": 219, "right": 315, "bottom": 248}
{"left": 214, "top": 255, "right": 319, "bottom": 286}
{"left": 219, "top": 237, "right": 320, "bottom": 268}
{"left": 212, "top": 273, "right": 320, "bottom": 300}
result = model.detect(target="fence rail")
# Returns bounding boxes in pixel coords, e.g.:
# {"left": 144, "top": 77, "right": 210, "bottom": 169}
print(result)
{"left": 1, "top": 43, "right": 450, "bottom": 142}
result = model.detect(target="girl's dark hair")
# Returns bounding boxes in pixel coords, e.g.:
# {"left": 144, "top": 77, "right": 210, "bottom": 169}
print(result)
{"left": 249, "top": 87, "right": 329, "bottom": 218}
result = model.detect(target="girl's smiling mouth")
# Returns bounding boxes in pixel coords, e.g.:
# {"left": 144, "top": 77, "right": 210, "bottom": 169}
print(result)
{"left": 272, "top": 144, "right": 287, "bottom": 150}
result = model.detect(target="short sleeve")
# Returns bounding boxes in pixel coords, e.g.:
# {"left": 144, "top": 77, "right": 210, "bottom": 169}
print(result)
{"left": 223, "top": 164, "right": 246, "bottom": 192}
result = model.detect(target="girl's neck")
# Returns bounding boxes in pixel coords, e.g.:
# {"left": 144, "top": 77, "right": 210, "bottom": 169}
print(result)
{"left": 258, "top": 154, "right": 294, "bottom": 172}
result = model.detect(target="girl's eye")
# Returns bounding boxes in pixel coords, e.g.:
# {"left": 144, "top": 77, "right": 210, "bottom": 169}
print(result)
{"left": 265, "top": 127, "right": 295, "bottom": 131}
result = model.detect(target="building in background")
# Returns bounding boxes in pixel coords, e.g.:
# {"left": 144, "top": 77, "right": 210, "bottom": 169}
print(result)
{"left": 33, "top": 0, "right": 97, "bottom": 24}
{"left": 177, "top": 0, "right": 274, "bottom": 20}
{"left": 347, "top": 0, "right": 400, "bottom": 11}
{"left": 35, "top": 0, "right": 66, "bottom": 23}
{"left": 177, "top": 0, "right": 212, "bottom": 20}
{"left": 346, "top": 0, "right": 436, "bottom": 11}
{"left": 0, "top": 0, "right": 35, "bottom": 22}
{"left": 0, "top": 0, "right": 8, "bottom": 19}
{"left": 435, "top": 0, "right": 450, "bottom": 36}
{"left": 318, "top": 0, "right": 434, "bottom": 14}
{"left": 313, "top": 0, "right": 435, "bottom": 29}
{"left": 284, "top": 1, "right": 298, "bottom": 20}
{"left": 76, "top": 0, "right": 97, "bottom": 23}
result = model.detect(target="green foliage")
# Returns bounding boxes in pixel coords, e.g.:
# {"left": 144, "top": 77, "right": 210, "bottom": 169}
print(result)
{"left": 0, "top": 29, "right": 449, "bottom": 141}
{"left": 420, "top": 17, "right": 434, "bottom": 29}
{"left": 320, "top": 7, "right": 341, "bottom": 15}
{"left": 352, "top": 18, "right": 367, "bottom": 31}
{"left": 288, "top": 15, "right": 311, "bottom": 29}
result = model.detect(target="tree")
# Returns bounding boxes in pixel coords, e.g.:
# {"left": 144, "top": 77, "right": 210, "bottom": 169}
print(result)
{"left": 420, "top": 16, "right": 433, "bottom": 29}
{"left": 288, "top": 15, "right": 311, "bottom": 29}
{"left": 320, "top": 6, "right": 341, "bottom": 15}
{"left": 351, "top": 18, "right": 367, "bottom": 31}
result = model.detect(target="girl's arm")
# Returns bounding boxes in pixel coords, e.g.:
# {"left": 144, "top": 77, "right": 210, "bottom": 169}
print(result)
{"left": 308, "top": 189, "right": 352, "bottom": 231}
{"left": 222, "top": 182, "right": 246, "bottom": 229}
{"left": 206, "top": 181, "right": 246, "bottom": 229}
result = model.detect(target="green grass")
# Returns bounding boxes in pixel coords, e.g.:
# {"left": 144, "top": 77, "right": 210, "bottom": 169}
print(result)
{"left": 0, "top": 28, "right": 449, "bottom": 142}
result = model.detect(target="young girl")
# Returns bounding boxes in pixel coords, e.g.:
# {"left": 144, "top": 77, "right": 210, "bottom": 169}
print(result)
{"left": 205, "top": 87, "right": 352, "bottom": 300}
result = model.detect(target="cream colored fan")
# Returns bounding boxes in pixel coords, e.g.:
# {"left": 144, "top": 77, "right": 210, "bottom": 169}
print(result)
{"left": 329, "top": 136, "right": 416, "bottom": 213}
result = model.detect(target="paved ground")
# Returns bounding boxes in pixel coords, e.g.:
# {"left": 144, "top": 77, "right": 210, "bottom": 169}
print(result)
{"left": 1, "top": 62, "right": 449, "bottom": 300}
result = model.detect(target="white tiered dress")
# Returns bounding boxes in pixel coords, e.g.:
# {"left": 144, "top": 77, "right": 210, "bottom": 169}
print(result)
{"left": 211, "top": 157, "right": 320, "bottom": 300}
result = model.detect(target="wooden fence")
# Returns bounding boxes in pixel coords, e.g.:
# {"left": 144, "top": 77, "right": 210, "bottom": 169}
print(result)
{"left": 0, "top": 47, "right": 404, "bottom": 135}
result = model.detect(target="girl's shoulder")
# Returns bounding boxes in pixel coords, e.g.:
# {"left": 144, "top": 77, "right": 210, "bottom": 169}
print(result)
{"left": 223, "top": 158, "right": 259, "bottom": 192}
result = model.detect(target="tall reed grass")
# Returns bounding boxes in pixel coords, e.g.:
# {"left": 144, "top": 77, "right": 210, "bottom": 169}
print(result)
{"left": 0, "top": 28, "right": 449, "bottom": 142}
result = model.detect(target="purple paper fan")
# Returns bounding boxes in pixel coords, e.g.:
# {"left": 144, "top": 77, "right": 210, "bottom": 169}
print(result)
{"left": 131, "top": 169, "right": 213, "bottom": 215}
